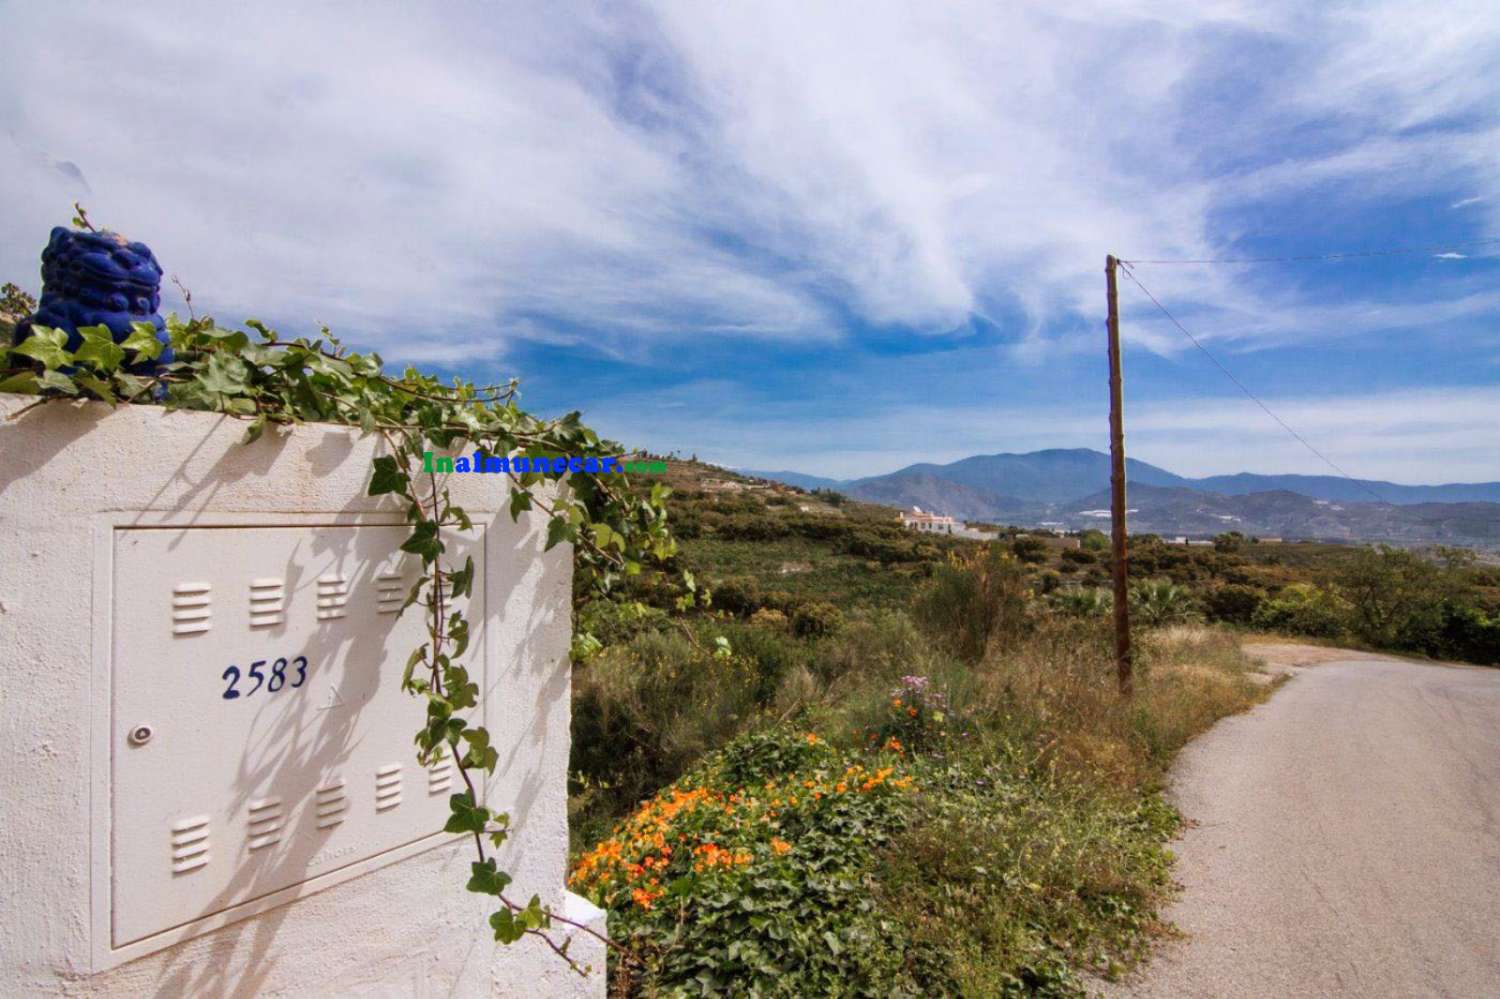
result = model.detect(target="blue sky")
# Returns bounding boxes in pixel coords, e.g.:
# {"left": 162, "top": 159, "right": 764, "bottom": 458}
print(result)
{"left": 3, "top": 2, "right": 1498, "bottom": 483}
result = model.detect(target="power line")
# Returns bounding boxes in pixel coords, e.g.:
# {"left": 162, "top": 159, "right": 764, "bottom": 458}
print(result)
{"left": 1114, "top": 260, "right": 1389, "bottom": 504}
{"left": 1121, "top": 235, "right": 1500, "bottom": 266}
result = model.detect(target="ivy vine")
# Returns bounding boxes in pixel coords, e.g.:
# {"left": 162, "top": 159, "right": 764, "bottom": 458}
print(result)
{"left": 1, "top": 218, "right": 689, "bottom": 972}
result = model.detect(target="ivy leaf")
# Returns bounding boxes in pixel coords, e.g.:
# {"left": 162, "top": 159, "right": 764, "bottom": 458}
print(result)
{"left": 75, "top": 325, "right": 126, "bottom": 373}
{"left": 120, "top": 322, "right": 164, "bottom": 360}
{"left": 444, "top": 663, "right": 479, "bottom": 710}
{"left": 0, "top": 371, "right": 40, "bottom": 394}
{"left": 400, "top": 520, "right": 443, "bottom": 563}
{"left": 466, "top": 858, "right": 512, "bottom": 897}
{"left": 12, "top": 327, "right": 70, "bottom": 370}
{"left": 368, "top": 454, "right": 409, "bottom": 496}
{"left": 448, "top": 556, "right": 474, "bottom": 599}
{"left": 508, "top": 489, "right": 532, "bottom": 520}
{"left": 401, "top": 646, "right": 427, "bottom": 691}
{"left": 112, "top": 371, "right": 154, "bottom": 401}
{"left": 544, "top": 515, "right": 573, "bottom": 551}
{"left": 39, "top": 370, "right": 78, "bottom": 395}
{"left": 75, "top": 373, "right": 117, "bottom": 404}
{"left": 241, "top": 415, "right": 267, "bottom": 444}
{"left": 490, "top": 908, "right": 525, "bottom": 945}
{"left": 444, "top": 792, "right": 489, "bottom": 835}
{"left": 461, "top": 726, "right": 498, "bottom": 773}
{"left": 198, "top": 351, "right": 249, "bottom": 395}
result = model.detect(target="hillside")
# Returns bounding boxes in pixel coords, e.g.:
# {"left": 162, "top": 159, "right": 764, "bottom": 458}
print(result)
{"left": 752, "top": 447, "right": 1500, "bottom": 508}
{"left": 1058, "top": 484, "right": 1500, "bottom": 547}
{"left": 838, "top": 471, "right": 1038, "bottom": 522}
{"left": 742, "top": 448, "right": 1500, "bottom": 547}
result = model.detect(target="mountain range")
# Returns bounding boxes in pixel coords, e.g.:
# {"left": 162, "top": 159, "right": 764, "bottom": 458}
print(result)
{"left": 743, "top": 449, "right": 1500, "bottom": 547}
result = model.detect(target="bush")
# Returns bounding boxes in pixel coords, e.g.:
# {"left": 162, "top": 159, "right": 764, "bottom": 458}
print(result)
{"left": 1079, "top": 529, "right": 1109, "bottom": 552}
{"left": 1060, "top": 547, "right": 1096, "bottom": 567}
{"left": 1213, "top": 531, "right": 1246, "bottom": 553}
{"left": 570, "top": 630, "right": 764, "bottom": 822}
{"left": 711, "top": 575, "right": 762, "bottom": 616}
{"left": 1252, "top": 582, "right": 1349, "bottom": 638}
{"left": 1203, "top": 583, "right": 1264, "bottom": 625}
{"left": 572, "top": 729, "right": 914, "bottom": 994}
{"left": 1050, "top": 586, "right": 1112, "bottom": 618}
{"left": 792, "top": 600, "right": 844, "bottom": 638}
{"left": 749, "top": 607, "right": 788, "bottom": 629}
{"left": 1128, "top": 579, "right": 1200, "bottom": 628}
{"left": 913, "top": 546, "right": 1032, "bottom": 662}
{"left": 1338, "top": 545, "right": 1447, "bottom": 650}
{"left": 1011, "top": 536, "right": 1049, "bottom": 564}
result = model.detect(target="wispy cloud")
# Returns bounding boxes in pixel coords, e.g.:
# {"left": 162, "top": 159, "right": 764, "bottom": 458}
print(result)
{"left": 2, "top": 2, "right": 1497, "bottom": 482}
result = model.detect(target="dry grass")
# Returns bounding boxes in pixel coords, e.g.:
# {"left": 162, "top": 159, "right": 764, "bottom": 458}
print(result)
{"left": 970, "top": 619, "right": 1270, "bottom": 790}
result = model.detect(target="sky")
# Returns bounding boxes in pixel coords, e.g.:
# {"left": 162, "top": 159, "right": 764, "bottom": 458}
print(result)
{"left": 3, "top": 1, "right": 1498, "bottom": 484}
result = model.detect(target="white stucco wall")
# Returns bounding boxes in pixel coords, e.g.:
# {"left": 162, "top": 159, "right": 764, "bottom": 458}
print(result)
{"left": 0, "top": 394, "right": 605, "bottom": 997}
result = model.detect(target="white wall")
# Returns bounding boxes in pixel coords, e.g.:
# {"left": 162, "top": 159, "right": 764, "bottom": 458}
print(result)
{"left": 0, "top": 394, "right": 605, "bottom": 997}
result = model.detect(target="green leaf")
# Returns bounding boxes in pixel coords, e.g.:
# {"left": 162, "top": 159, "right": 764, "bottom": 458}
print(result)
{"left": 448, "top": 556, "right": 474, "bottom": 599}
{"left": 75, "top": 325, "right": 125, "bottom": 373}
{"left": 400, "top": 520, "right": 443, "bottom": 563}
{"left": 508, "top": 489, "right": 532, "bottom": 520}
{"left": 490, "top": 908, "right": 525, "bottom": 944}
{"left": 198, "top": 351, "right": 249, "bottom": 395}
{"left": 0, "top": 371, "right": 40, "bottom": 394}
{"left": 544, "top": 515, "right": 573, "bottom": 551}
{"left": 368, "top": 455, "right": 410, "bottom": 496}
{"left": 120, "top": 322, "right": 164, "bottom": 360}
{"left": 74, "top": 373, "right": 117, "bottom": 404}
{"left": 12, "top": 327, "right": 70, "bottom": 370}
{"left": 461, "top": 726, "right": 498, "bottom": 773}
{"left": 38, "top": 370, "right": 78, "bottom": 395}
{"left": 401, "top": 646, "right": 426, "bottom": 690}
{"left": 466, "top": 858, "right": 512, "bottom": 897}
{"left": 444, "top": 792, "right": 489, "bottom": 835}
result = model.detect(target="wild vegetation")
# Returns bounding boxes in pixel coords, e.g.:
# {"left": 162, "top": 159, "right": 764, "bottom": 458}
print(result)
{"left": 567, "top": 468, "right": 1293, "bottom": 995}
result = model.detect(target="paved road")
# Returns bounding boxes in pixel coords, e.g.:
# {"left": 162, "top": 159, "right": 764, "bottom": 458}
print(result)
{"left": 1115, "top": 655, "right": 1500, "bottom": 999}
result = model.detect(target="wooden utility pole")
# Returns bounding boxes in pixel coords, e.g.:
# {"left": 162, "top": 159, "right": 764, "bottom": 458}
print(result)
{"left": 1105, "top": 255, "right": 1133, "bottom": 696}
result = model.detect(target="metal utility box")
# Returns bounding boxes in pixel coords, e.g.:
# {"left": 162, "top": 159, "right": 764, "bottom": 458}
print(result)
{"left": 104, "top": 523, "right": 483, "bottom": 962}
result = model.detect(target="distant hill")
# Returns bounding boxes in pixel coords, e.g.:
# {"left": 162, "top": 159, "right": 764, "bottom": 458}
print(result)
{"left": 850, "top": 448, "right": 1188, "bottom": 505}
{"left": 1190, "top": 472, "right": 1500, "bottom": 505}
{"left": 838, "top": 472, "right": 1039, "bottom": 522}
{"left": 739, "top": 469, "right": 846, "bottom": 492}
{"left": 749, "top": 448, "right": 1500, "bottom": 509}
{"left": 740, "top": 448, "right": 1500, "bottom": 547}
{"left": 1061, "top": 484, "right": 1500, "bottom": 547}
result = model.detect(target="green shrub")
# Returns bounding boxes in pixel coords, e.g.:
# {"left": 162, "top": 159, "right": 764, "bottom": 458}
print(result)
{"left": 1202, "top": 583, "right": 1264, "bottom": 625}
{"left": 1060, "top": 547, "right": 1095, "bottom": 567}
{"left": 1050, "top": 587, "right": 1113, "bottom": 618}
{"left": 913, "top": 546, "right": 1032, "bottom": 662}
{"left": 1251, "top": 582, "right": 1349, "bottom": 638}
{"left": 792, "top": 600, "right": 844, "bottom": 638}
{"left": 1011, "top": 536, "right": 1049, "bottom": 564}
{"left": 711, "top": 575, "right": 763, "bottom": 616}
{"left": 572, "top": 729, "right": 914, "bottom": 995}
{"left": 1128, "top": 578, "right": 1200, "bottom": 628}
{"left": 879, "top": 757, "right": 1178, "bottom": 994}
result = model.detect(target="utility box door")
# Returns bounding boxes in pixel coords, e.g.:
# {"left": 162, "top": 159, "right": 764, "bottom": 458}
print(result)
{"left": 109, "top": 524, "right": 482, "bottom": 951}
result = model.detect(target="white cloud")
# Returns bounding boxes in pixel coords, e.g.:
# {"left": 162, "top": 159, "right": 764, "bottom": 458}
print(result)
{"left": 2, "top": 2, "right": 1498, "bottom": 485}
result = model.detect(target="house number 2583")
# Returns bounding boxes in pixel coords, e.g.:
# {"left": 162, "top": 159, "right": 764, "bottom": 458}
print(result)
{"left": 222, "top": 656, "right": 309, "bottom": 700}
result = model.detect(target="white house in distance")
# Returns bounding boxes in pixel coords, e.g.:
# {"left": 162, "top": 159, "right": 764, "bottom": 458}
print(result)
{"left": 899, "top": 507, "right": 956, "bottom": 534}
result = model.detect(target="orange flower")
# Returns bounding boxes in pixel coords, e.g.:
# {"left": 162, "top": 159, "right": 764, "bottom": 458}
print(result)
{"left": 770, "top": 837, "right": 791, "bottom": 855}
{"left": 908, "top": 707, "right": 918, "bottom": 717}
